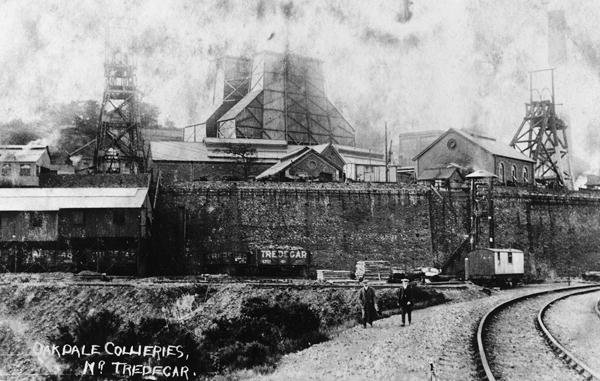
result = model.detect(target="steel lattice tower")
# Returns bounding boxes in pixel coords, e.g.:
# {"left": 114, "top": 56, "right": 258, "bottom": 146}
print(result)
{"left": 510, "top": 69, "right": 573, "bottom": 189}
{"left": 94, "top": 23, "right": 145, "bottom": 174}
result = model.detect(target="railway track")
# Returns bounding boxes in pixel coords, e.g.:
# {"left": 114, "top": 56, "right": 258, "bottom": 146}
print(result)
{"left": 477, "top": 285, "right": 600, "bottom": 381}
{"left": 0, "top": 276, "right": 466, "bottom": 289}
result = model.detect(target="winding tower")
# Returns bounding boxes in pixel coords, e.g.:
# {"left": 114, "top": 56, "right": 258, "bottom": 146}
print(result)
{"left": 510, "top": 69, "right": 573, "bottom": 189}
{"left": 95, "top": 22, "right": 145, "bottom": 174}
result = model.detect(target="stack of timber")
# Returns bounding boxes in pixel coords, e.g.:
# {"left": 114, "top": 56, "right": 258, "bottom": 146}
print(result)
{"left": 355, "top": 260, "right": 391, "bottom": 281}
{"left": 316, "top": 269, "right": 352, "bottom": 282}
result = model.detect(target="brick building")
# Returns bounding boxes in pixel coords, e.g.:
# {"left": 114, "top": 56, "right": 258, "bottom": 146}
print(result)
{"left": 413, "top": 128, "right": 534, "bottom": 186}
{"left": 150, "top": 138, "right": 389, "bottom": 182}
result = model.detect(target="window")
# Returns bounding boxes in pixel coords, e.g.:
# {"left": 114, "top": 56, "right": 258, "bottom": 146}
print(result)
{"left": 72, "top": 211, "right": 85, "bottom": 226}
{"left": 511, "top": 165, "right": 517, "bottom": 182}
{"left": 113, "top": 210, "right": 125, "bottom": 225}
{"left": 523, "top": 166, "right": 529, "bottom": 183}
{"left": 29, "top": 212, "right": 43, "bottom": 228}
{"left": 497, "top": 162, "right": 505, "bottom": 184}
{"left": 497, "top": 252, "right": 501, "bottom": 264}
{"left": 447, "top": 138, "right": 457, "bottom": 150}
{"left": 20, "top": 164, "right": 31, "bottom": 176}
{"left": 508, "top": 252, "right": 513, "bottom": 264}
{"left": 1, "top": 164, "right": 10, "bottom": 176}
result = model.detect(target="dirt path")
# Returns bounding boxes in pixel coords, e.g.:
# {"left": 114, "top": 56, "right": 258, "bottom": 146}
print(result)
{"left": 249, "top": 284, "right": 576, "bottom": 381}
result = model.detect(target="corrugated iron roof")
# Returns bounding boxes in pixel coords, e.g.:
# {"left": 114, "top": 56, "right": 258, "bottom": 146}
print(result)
{"left": 0, "top": 145, "right": 48, "bottom": 163}
{"left": 150, "top": 141, "right": 210, "bottom": 161}
{"left": 151, "top": 140, "right": 385, "bottom": 166}
{"left": 465, "top": 169, "right": 498, "bottom": 178}
{"left": 152, "top": 141, "right": 304, "bottom": 163}
{"left": 0, "top": 187, "right": 148, "bottom": 211}
{"left": 419, "top": 167, "right": 461, "bottom": 180}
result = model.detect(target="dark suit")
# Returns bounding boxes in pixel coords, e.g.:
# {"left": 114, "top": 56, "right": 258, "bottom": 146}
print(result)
{"left": 359, "top": 286, "right": 378, "bottom": 327}
{"left": 397, "top": 285, "right": 415, "bottom": 325}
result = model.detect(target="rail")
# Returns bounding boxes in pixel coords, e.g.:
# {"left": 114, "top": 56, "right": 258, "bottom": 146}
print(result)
{"left": 0, "top": 278, "right": 466, "bottom": 290}
{"left": 537, "top": 288, "right": 600, "bottom": 380}
{"left": 477, "top": 284, "right": 600, "bottom": 381}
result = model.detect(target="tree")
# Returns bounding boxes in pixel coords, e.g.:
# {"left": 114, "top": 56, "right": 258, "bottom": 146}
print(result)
{"left": 221, "top": 143, "right": 257, "bottom": 180}
{"left": 5, "top": 130, "right": 40, "bottom": 145}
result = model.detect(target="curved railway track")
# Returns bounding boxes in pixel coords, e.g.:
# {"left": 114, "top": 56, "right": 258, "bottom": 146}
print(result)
{"left": 477, "top": 284, "right": 600, "bottom": 381}
{"left": 537, "top": 288, "right": 600, "bottom": 380}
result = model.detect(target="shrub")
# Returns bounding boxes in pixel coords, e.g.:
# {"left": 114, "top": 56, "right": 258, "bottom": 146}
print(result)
{"left": 199, "top": 296, "right": 327, "bottom": 373}
{"left": 376, "top": 287, "right": 446, "bottom": 311}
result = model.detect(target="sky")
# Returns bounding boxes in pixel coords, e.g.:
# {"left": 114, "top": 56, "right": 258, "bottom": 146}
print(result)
{"left": 1, "top": 0, "right": 600, "bottom": 176}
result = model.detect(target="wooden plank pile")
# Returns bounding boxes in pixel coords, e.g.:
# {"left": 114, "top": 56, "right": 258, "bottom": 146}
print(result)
{"left": 355, "top": 260, "right": 391, "bottom": 281}
{"left": 316, "top": 269, "right": 352, "bottom": 282}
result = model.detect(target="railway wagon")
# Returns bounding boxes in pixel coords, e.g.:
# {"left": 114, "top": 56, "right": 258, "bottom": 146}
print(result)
{"left": 205, "top": 245, "right": 311, "bottom": 277}
{"left": 465, "top": 248, "right": 524, "bottom": 286}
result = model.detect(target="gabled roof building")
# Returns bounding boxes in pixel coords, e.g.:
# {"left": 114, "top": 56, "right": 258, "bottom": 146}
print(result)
{"left": 0, "top": 145, "right": 52, "bottom": 186}
{"left": 413, "top": 128, "right": 534, "bottom": 186}
{"left": 150, "top": 138, "right": 387, "bottom": 183}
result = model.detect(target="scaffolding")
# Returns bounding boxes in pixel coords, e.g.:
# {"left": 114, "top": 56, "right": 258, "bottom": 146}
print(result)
{"left": 215, "top": 51, "right": 356, "bottom": 146}
{"left": 510, "top": 69, "right": 573, "bottom": 189}
{"left": 95, "top": 22, "right": 145, "bottom": 174}
{"left": 204, "top": 56, "right": 252, "bottom": 138}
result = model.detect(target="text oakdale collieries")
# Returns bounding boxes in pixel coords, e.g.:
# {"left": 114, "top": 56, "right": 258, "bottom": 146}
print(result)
{"left": 32, "top": 342, "right": 195, "bottom": 379}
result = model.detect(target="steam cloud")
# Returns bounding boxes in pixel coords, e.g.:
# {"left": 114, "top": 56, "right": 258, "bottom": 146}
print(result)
{"left": 1, "top": 0, "right": 600, "bottom": 175}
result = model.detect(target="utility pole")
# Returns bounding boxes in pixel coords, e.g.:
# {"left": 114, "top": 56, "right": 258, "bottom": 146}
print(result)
{"left": 384, "top": 122, "right": 389, "bottom": 182}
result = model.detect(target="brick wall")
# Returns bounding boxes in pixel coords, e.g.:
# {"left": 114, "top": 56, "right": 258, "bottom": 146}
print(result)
{"left": 39, "top": 173, "right": 150, "bottom": 187}
{"left": 154, "top": 181, "right": 600, "bottom": 278}
{"left": 152, "top": 161, "right": 272, "bottom": 182}
{"left": 155, "top": 182, "right": 434, "bottom": 274}
{"left": 493, "top": 188, "right": 600, "bottom": 277}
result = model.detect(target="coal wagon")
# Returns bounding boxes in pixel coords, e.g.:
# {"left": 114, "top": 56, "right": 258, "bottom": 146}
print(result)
{"left": 205, "top": 245, "right": 311, "bottom": 277}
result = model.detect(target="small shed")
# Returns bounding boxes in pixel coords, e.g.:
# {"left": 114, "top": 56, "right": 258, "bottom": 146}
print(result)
{"left": 0, "top": 145, "right": 52, "bottom": 186}
{"left": 417, "top": 167, "right": 463, "bottom": 189}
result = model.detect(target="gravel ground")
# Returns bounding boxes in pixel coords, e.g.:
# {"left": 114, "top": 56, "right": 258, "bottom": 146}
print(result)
{"left": 484, "top": 289, "right": 590, "bottom": 381}
{"left": 544, "top": 289, "right": 600, "bottom": 375}
{"left": 248, "top": 283, "right": 577, "bottom": 381}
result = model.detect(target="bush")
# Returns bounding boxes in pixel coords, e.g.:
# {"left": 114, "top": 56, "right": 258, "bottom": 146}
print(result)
{"left": 214, "top": 341, "right": 271, "bottom": 370}
{"left": 375, "top": 287, "right": 446, "bottom": 312}
{"left": 199, "top": 296, "right": 328, "bottom": 373}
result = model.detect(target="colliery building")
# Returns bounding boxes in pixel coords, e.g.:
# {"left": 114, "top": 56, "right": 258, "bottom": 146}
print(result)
{"left": 150, "top": 138, "right": 390, "bottom": 182}
{"left": 0, "top": 186, "right": 152, "bottom": 274}
{"left": 187, "top": 51, "right": 356, "bottom": 145}
{"left": 172, "top": 51, "right": 395, "bottom": 183}
{"left": 412, "top": 128, "right": 535, "bottom": 187}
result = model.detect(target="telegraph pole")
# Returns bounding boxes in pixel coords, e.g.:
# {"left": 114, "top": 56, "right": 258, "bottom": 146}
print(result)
{"left": 384, "top": 122, "right": 389, "bottom": 182}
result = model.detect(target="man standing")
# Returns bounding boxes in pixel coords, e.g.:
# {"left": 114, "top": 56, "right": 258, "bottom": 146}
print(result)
{"left": 358, "top": 279, "right": 379, "bottom": 328}
{"left": 397, "top": 278, "right": 414, "bottom": 326}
